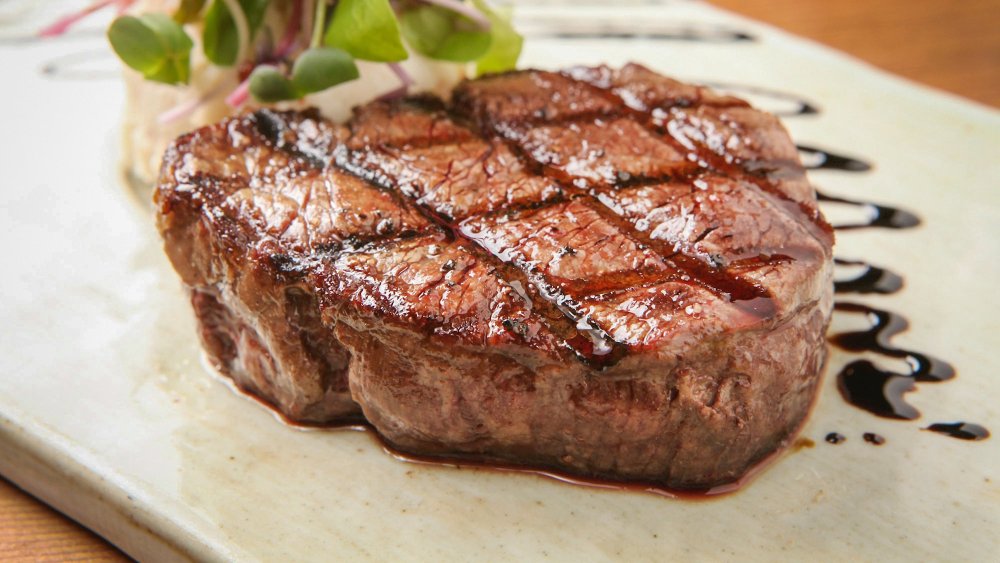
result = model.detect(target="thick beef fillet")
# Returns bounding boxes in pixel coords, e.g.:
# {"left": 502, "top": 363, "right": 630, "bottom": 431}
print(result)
{"left": 155, "top": 64, "right": 834, "bottom": 489}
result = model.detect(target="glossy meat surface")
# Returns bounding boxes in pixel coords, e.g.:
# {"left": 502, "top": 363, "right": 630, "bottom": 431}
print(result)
{"left": 155, "top": 64, "right": 833, "bottom": 489}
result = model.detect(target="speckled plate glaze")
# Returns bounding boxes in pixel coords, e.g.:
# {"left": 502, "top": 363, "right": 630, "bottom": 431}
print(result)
{"left": 1, "top": 1, "right": 998, "bottom": 560}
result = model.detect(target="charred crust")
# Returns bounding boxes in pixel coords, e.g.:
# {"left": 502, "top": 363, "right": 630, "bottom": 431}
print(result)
{"left": 502, "top": 319, "right": 530, "bottom": 338}
{"left": 267, "top": 253, "right": 307, "bottom": 277}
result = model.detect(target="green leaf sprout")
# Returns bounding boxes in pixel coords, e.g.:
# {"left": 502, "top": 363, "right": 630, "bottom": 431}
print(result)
{"left": 249, "top": 46, "right": 360, "bottom": 102}
{"left": 247, "top": 65, "right": 298, "bottom": 102}
{"left": 324, "top": 0, "right": 408, "bottom": 62}
{"left": 107, "top": 14, "right": 194, "bottom": 85}
{"left": 472, "top": 0, "right": 522, "bottom": 76}
{"left": 292, "top": 46, "right": 361, "bottom": 94}
{"left": 203, "top": 0, "right": 270, "bottom": 66}
{"left": 172, "top": 0, "right": 206, "bottom": 24}
{"left": 399, "top": 5, "right": 491, "bottom": 63}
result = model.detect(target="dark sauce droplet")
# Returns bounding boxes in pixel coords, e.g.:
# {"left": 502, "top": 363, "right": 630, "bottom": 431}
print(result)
{"left": 534, "top": 23, "right": 755, "bottom": 43}
{"left": 797, "top": 145, "right": 872, "bottom": 172}
{"left": 825, "top": 432, "right": 846, "bottom": 444}
{"left": 924, "top": 422, "right": 990, "bottom": 441}
{"left": 863, "top": 432, "right": 886, "bottom": 445}
{"left": 830, "top": 303, "right": 956, "bottom": 420}
{"left": 834, "top": 258, "right": 904, "bottom": 295}
{"left": 831, "top": 302, "right": 955, "bottom": 382}
{"left": 699, "top": 82, "right": 819, "bottom": 117}
{"left": 798, "top": 103, "right": 820, "bottom": 115}
{"left": 838, "top": 360, "right": 919, "bottom": 420}
{"left": 818, "top": 192, "right": 921, "bottom": 230}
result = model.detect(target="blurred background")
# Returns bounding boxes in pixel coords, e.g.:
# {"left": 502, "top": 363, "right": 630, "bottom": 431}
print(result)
{"left": 713, "top": 0, "right": 999, "bottom": 107}
{"left": 1, "top": 0, "right": 997, "bottom": 560}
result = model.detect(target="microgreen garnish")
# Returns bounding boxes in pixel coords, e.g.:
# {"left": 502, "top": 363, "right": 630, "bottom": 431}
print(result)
{"left": 172, "top": 0, "right": 206, "bottom": 24}
{"left": 202, "top": 0, "right": 270, "bottom": 66}
{"left": 309, "top": 0, "right": 327, "bottom": 49}
{"left": 472, "top": 0, "right": 522, "bottom": 76}
{"left": 247, "top": 65, "right": 298, "bottom": 102}
{"left": 248, "top": 46, "right": 359, "bottom": 102}
{"left": 399, "top": 5, "right": 491, "bottom": 62}
{"left": 324, "top": 0, "right": 408, "bottom": 62}
{"left": 421, "top": 0, "right": 491, "bottom": 30}
{"left": 107, "top": 14, "right": 194, "bottom": 84}
{"left": 49, "top": 0, "right": 523, "bottom": 106}
{"left": 292, "top": 46, "right": 361, "bottom": 93}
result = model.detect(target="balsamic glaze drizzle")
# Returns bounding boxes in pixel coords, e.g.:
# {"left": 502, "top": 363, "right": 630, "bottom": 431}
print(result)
{"left": 836, "top": 360, "right": 919, "bottom": 420}
{"left": 543, "top": 30, "right": 754, "bottom": 42}
{"left": 825, "top": 432, "right": 846, "bottom": 444}
{"left": 924, "top": 423, "right": 990, "bottom": 441}
{"left": 863, "top": 433, "right": 886, "bottom": 445}
{"left": 700, "top": 82, "right": 819, "bottom": 116}
{"left": 797, "top": 145, "right": 873, "bottom": 172}
{"left": 833, "top": 258, "right": 904, "bottom": 295}
{"left": 526, "top": 24, "right": 755, "bottom": 43}
{"left": 832, "top": 302, "right": 955, "bottom": 383}
{"left": 817, "top": 189, "right": 989, "bottom": 436}
{"left": 817, "top": 191, "right": 921, "bottom": 230}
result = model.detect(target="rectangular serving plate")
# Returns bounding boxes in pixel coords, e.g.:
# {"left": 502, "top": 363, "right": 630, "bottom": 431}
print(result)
{"left": 0, "top": 2, "right": 997, "bottom": 560}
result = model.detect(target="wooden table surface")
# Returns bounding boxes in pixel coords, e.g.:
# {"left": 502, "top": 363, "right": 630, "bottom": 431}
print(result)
{"left": 2, "top": 1, "right": 998, "bottom": 560}
{"left": 713, "top": 0, "right": 1000, "bottom": 108}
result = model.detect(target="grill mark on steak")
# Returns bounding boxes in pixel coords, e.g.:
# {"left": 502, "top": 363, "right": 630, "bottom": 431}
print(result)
{"left": 388, "top": 70, "right": 824, "bottom": 255}
{"left": 236, "top": 117, "right": 441, "bottom": 256}
{"left": 356, "top": 67, "right": 821, "bottom": 258}
{"left": 452, "top": 74, "right": 775, "bottom": 308}
{"left": 345, "top": 138, "right": 565, "bottom": 222}
{"left": 250, "top": 108, "right": 338, "bottom": 168}
{"left": 460, "top": 188, "right": 771, "bottom": 306}
{"left": 191, "top": 68, "right": 814, "bottom": 364}
{"left": 346, "top": 95, "right": 477, "bottom": 151}
{"left": 360, "top": 76, "right": 798, "bottom": 355}
{"left": 341, "top": 96, "right": 779, "bottom": 363}
{"left": 428, "top": 125, "right": 752, "bottom": 310}
{"left": 578, "top": 199, "right": 773, "bottom": 305}
{"left": 337, "top": 99, "right": 644, "bottom": 364}
{"left": 337, "top": 144, "right": 625, "bottom": 365}
{"left": 550, "top": 66, "right": 834, "bottom": 246}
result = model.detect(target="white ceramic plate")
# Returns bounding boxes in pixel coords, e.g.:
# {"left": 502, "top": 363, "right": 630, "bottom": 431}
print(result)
{"left": 1, "top": 1, "right": 998, "bottom": 560}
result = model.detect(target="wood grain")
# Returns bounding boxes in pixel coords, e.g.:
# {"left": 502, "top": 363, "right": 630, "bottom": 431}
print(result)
{"left": 712, "top": 0, "right": 1000, "bottom": 107}
{"left": 1, "top": 1, "right": 997, "bottom": 559}
{"left": 0, "top": 477, "right": 127, "bottom": 562}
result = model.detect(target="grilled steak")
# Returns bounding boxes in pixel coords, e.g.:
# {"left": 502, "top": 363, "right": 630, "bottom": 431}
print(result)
{"left": 155, "top": 64, "right": 833, "bottom": 489}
